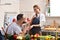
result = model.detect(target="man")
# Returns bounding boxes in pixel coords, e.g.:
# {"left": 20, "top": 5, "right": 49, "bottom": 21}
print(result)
{"left": 0, "top": 30, "right": 5, "bottom": 40}
{"left": 30, "top": 5, "right": 46, "bottom": 35}
{"left": 7, "top": 14, "right": 27, "bottom": 35}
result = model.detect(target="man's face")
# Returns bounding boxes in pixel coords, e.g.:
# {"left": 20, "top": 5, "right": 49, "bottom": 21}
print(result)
{"left": 18, "top": 17, "right": 25, "bottom": 24}
{"left": 33, "top": 7, "right": 40, "bottom": 14}
{"left": 21, "top": 17, "right": 25, "bottom": 24}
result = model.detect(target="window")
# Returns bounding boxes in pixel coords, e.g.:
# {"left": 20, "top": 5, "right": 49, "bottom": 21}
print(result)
{"left": 50, "top": 0, "right": 60, "bottom": 16}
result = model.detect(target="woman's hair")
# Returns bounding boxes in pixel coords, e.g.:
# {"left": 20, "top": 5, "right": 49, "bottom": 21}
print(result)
{"left": 33, "top": 5, "right": 40, "bottom": 10}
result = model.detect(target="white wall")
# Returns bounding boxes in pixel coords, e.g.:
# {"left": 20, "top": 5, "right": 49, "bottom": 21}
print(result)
{"left": 20, "top": 0, "right": 46, "bottom": 13}
{"left": 0, "top": 0, "right": 20, "bottom": 29}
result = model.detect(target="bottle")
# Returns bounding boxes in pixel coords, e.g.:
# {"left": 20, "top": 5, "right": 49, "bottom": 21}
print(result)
{"left": 25, "top": 34, "right": 30, "bottom": 40}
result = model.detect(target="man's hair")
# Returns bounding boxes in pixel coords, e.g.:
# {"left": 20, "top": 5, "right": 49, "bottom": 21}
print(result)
{"left": 17, "top": 14, "right": 23, "bottom": 21}
{"left": 33, "top": 5, "right": 40, "bottom": 10}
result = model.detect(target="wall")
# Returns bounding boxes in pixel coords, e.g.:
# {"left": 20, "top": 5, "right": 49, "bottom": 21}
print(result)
{"left": 20, "top": 0, "right": 46, "bottom": 13}
{"left": 0, "top": 0, "right": 20, "bottom": 29}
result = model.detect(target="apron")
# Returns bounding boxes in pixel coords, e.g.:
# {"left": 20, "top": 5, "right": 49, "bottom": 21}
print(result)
{"left": 31, "top": 14, "right": 40, "bottom": 25}
{"left": 29, "top": 14, "right": 41, "bottom": 35}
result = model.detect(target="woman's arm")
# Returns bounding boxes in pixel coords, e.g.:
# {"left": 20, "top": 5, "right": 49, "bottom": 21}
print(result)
{"left": 40, "top": 14, "right": 46, "bottom": 27}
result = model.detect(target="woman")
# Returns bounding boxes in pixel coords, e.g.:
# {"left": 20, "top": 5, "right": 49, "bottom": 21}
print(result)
{"left": 30, "top": 5, "right": 46, "bottom": 35}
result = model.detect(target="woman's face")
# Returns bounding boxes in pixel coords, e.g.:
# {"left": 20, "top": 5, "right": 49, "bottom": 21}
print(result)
{"left": 34, "top": 7, "right": 40, "bottom": 14}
